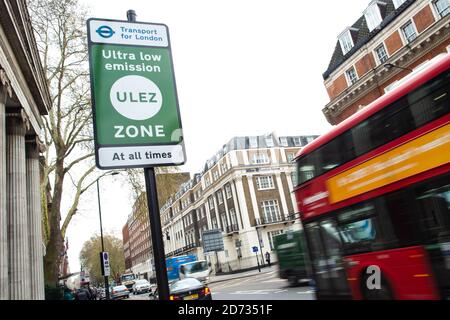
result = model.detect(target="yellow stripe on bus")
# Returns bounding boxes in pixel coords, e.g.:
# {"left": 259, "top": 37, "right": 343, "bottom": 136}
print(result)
{"left": 327, "top": 124, "right": 450, "bottom": 204}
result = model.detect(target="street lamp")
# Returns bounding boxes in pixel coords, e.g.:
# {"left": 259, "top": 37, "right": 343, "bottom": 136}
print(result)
{"left": 384, "top": 63, "right": 412, "bottom": 72}
{"left": 96, "top": 171, "right": 120, "bottom": 300}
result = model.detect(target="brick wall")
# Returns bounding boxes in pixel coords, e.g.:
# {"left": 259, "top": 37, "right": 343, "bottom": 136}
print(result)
{"left": 385, "top": 30, "right": 403, "bottom": 56}
{"left": 413, "top": 5, "right": 436, "bottom": 33}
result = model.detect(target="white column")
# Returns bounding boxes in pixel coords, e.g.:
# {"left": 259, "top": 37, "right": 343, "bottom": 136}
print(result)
{"left": 233, "top": 177, "right": 252, "bottom": 229}
{"left": 26, "top": 141, "right": 45, "bottom": 300}
{"left": 6, "top": 115, "right": 31, "bottom": 299}
{"left": 246, "top": 175, "right": 261, "bottom": 221}
{"left": 230, "top": 180, "right": 243, "bottom": 230}
{"left": 285, "top": 169, "right": 298, "bottom": 211}
{"left": 275, "top": 173, "right": 289, "bottom": 217}
{"left": 0, "top": 86, "right": 8, "bottom": 300}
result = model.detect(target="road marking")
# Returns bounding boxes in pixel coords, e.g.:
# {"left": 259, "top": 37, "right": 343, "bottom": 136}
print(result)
{"left": 230, "top": 289, "right": 281, "bottom": 295}
{"left": 297, "top": 290, "right": 315, "bottom": 294}
{"left": 262, "top": 279, "right": 286, "bottom": 283}
{"left": 274, "top": 289, "right": 288, "bottom": 294}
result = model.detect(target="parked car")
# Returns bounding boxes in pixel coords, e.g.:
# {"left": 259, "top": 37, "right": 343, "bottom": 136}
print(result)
{"left": 150, "top": 278, "right": 212, "bottom": 300}
{"left": 110, "top": 285, "right": 130, "bottom": 300}
{"left": 132, "top": 279, "right": 151, "bottom": 294}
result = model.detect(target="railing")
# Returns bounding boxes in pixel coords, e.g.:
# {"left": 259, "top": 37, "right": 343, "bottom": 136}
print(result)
{"left": 225, "top": 224, "right": 239, "bottom": 234}
{"left": 254, "top": 213, "right": 297, "bottom": 226}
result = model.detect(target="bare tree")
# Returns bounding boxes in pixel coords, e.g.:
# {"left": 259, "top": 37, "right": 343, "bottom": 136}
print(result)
{"left": 28, "top": 0, "right": 100, "bottom": 287}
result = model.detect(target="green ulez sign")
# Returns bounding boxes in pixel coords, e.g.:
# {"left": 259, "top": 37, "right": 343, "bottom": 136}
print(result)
{"left": 87, "top": 18, "right": 185, "bottom": 169}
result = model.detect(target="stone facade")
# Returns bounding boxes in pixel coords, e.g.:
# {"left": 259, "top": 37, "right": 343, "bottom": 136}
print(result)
{"left": 0, "top": 0, "right": 50, "bottom": 300}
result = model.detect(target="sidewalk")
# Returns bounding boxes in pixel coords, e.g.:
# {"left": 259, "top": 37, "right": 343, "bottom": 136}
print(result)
{"left": 208, "top": 265, "right": 275, "bottom": 284}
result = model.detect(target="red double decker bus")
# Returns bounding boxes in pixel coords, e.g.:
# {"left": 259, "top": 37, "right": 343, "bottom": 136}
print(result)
{"left": 294, "top": 53, "right": 450, "bottom": 300}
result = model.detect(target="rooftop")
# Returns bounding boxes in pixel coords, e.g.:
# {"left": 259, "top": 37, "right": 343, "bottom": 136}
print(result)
{"left": 323, "top": 0, "right": 416, "bottom": 80}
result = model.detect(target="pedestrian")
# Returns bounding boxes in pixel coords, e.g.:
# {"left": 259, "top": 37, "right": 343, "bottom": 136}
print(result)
{"left": 74, "top": 287, "right": 89, "bottom": 300}
{"left": 265, "top": 251, "right": 271, "bottom": 267}
{"left": 63, "top": 285, "right": 74, "bottom": 300}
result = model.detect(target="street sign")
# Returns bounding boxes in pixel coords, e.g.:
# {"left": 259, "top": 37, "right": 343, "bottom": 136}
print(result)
{"left": 252, "top": 246, "right": 259, "bottom": 253}
{"left": 202, "top": 229, "right": 225, "bottom": 253}
{"left": 87, "top": 18, "right": 186, "bottom": 169}
{"left": 100, "top": 251, "right": 111, "bottom": 276}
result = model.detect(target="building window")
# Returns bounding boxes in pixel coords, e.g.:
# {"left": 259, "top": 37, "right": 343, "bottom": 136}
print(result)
{"left": 256, "top": 176, "right": 275, "bottom": 190}
{"left": 249, "top": 136, "right": 258, "bottom": 148}
{"left": 217, "top": 191, "right": 224, "bottom": 204}
{"left": 338, "top": 29, "right": 354, "bottom": 55}
{"left": 364, "top": 2, "right": 383, "bottom": 32}
{"left": 393, "top": 0, "right": 406, "bottom": 9}
{"left": 211, "top": 216, "right": 218, "bottom": 229}
{"left": 293, "top": 137, "right": 302, "bottom": 146}
{"left": 279, "top": 137, "right": 288, "bottom": 147}
{"left": 213, "top": 170, "right": 219, "bottom": 181}
{"left": 268, "top": 230, "right": 284, "bottom": 250}
{"left": 252, "top": 153, "right": 270, "bottom": 164}
{"left": 402, "top": 21, "right": 417, "bottom": 44}
{"left": 261, "top": 200, "right": 281, "bottom": 223}
{"left": 208, "top": 197, "right": 215, "bottom": 210}
{"left": 205, "top": 177, "right": 211, "bottom": 187}
{"left": 434, "top": 0, "right": 450, "bottom": 17}
{"left": 265, "top": 136, "right": 274, "bottom": 147}
{"left": 221, "top": 214, "right": 228, "bottom": 230}
{"left": 287, "top": 153, "right": 295, "bottom": 162}
{"left": 230, "top": 208, "right": 238, "bottom": 226}
{"left": 375, "top": 43, "right": 388, "bottom": 64}
{"left": 221, "top": 162, "right": 228, "bottom": 173}
{"left": 291, "top": 172, "right": 298, "bottom": 186}
{"left": 306, "top": 136, "right": 315, "bottom": 144}
{"left": 346, "top": 67, "right": 358, "bottom": 85}
{"left": 225, "top": 184, "right": 232, "bottom": 199}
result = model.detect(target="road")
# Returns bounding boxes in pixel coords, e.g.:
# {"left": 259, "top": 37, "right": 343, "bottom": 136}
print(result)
{"left": 209, "top": 269, "right": 315, "bottom": 300}
{"left": 128, "top": 269, "right": 316, "bottom": 300}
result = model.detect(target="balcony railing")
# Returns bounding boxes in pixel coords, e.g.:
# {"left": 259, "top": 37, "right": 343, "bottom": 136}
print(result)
{"left": 225, "top": 224, "right": 239, "bottom": 234}
{"left": 254, "top": 213, "right": 297, "bottom": 226}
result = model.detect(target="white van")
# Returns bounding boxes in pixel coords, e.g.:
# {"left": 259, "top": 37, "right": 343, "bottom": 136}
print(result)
{"left": 179, "top": 260, "right": 211, "bottom": 283}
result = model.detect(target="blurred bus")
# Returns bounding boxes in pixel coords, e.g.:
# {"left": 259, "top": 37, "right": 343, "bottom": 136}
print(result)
{"left": 294, "top": 53, "right": 450, "bottom": 300}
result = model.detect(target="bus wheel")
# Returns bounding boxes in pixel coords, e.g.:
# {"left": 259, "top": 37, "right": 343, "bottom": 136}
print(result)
{"left": 361, "top": 273, "right": 394, "bottom": 300}
{"left": 288, "top": 276, "right": 299, "bottom": 287}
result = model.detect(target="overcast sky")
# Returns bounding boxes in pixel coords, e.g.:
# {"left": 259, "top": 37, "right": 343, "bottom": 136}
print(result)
{"left": 67, "top": 0, "right": 371, "bottom": 272}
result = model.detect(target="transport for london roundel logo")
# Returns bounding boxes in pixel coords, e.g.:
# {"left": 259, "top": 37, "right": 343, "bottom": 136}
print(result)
{"left": 96, "top": 25, "right": 115, "bottom": 38}
{"left": 110, "top": 75, "right": 163, "bottom": 120}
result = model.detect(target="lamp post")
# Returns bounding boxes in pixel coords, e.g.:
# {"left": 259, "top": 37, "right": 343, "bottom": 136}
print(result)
{"left": 384, "top": 63, "right": 412, "bottom": 72}
{"left": 96, "top": 171, "right": 119, "bottom": 300}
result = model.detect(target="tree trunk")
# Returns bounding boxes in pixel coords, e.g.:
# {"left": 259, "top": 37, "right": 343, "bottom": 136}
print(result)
{"left": 43, "top": 159, "right": 65, "bottom": 287}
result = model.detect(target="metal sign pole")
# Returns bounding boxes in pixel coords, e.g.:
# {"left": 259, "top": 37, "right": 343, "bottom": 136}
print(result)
{"left": 144, "top": 167, "right": 170, "bottom": 300}
{"left": 124, "top": 9, "right": 170, "bottom": 301}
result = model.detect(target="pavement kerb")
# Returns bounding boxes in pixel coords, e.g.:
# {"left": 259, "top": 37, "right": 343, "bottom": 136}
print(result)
{"left": 208, "top": 269, "right": 274, "bottom": 285}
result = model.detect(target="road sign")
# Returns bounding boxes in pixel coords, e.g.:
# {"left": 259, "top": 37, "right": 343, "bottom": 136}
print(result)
{"left": 252, "top": 246, "right": 259, "bottom": 253}
{"left": 87, "top": 18, "right": 186, "bottom": 169}
{"left": 100, "top": 251, "right": 111, "bottom": 276}
{"left": 202, "top": 229, "right": 224, "bottom": 253}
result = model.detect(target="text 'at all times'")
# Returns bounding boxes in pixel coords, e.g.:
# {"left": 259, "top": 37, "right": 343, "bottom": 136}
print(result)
{"left": 112, "top": 151, "right": 172, "bottom": 161}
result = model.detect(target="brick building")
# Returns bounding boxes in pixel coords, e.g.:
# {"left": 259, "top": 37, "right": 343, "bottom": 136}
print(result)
{"left": 122, "top": 224, "right": 132, "bottom": 270}
{"left": 122, "top": 173, "right": 190, "bottom": 280}
{"left": 160, "top": 134, "right": 318, "bottom": 272}
{"left": 322, "top": 0, "right": 450, "bottom": 125}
